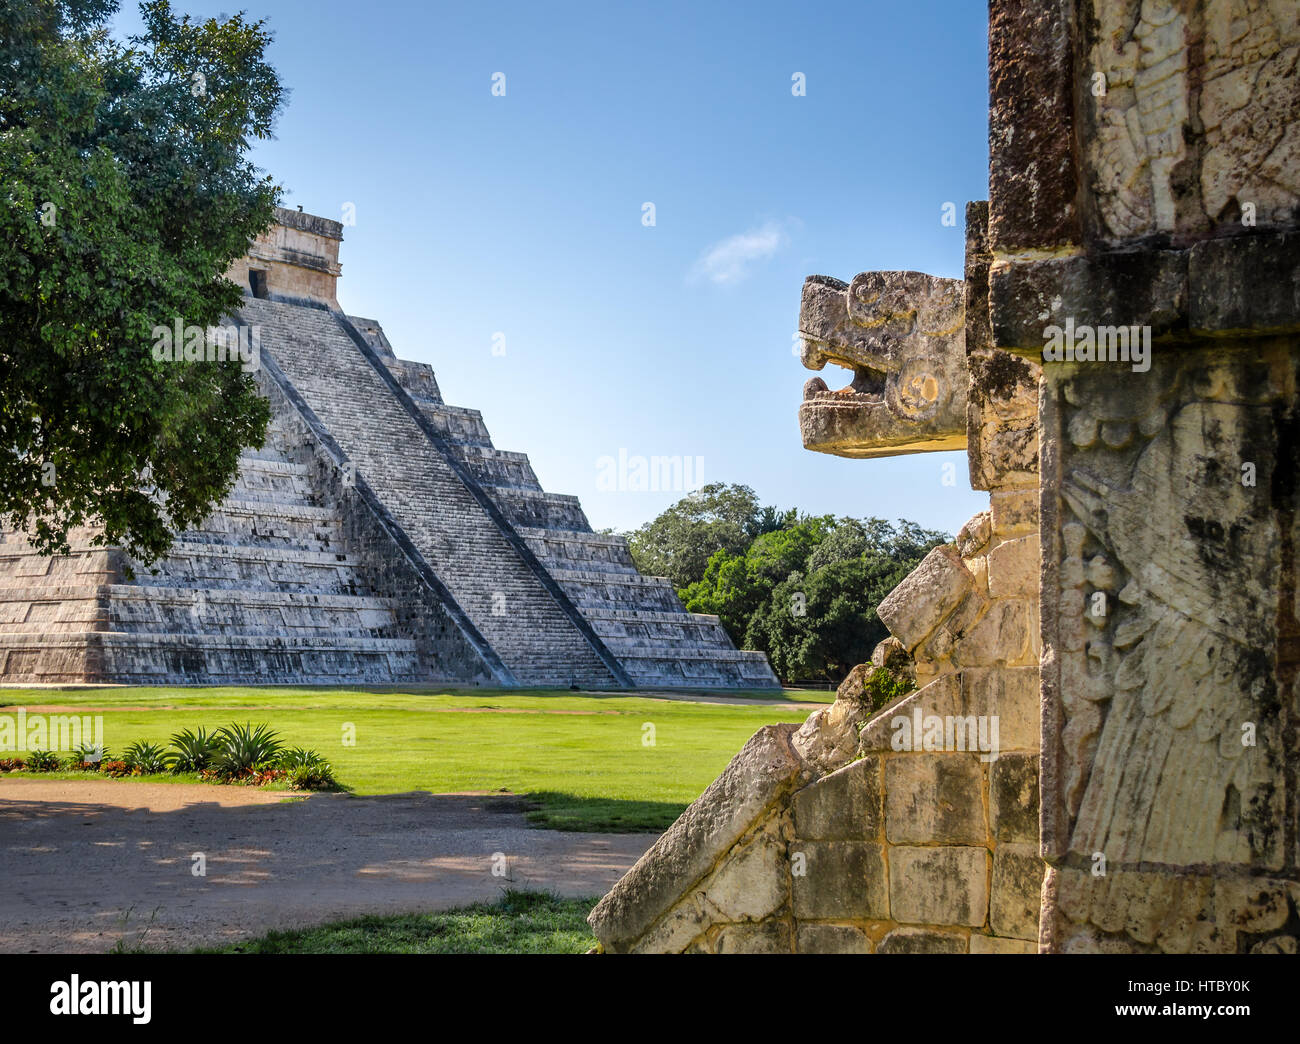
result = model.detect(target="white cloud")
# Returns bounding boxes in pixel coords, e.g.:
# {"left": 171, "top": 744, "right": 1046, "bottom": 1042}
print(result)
{"left": 691, "top": 220, "right": 791, "bottom": 285}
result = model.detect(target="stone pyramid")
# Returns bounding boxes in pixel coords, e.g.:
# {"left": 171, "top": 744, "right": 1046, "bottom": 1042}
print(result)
{"left": 0, "top": 207, "right": 778, "bottom": 690}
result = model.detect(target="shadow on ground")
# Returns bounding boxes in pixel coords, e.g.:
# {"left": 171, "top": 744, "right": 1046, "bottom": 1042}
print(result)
{"left": 524, "top": 791, "right": 686, "bottom": 832}
{"left": 0, "top": 785, "right": 657, "bottom": 953}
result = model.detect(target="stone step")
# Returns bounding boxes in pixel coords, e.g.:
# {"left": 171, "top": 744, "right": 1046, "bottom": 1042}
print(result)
{"left": 132, "top": 542, "right": 366, "bottom": 593}
{"left": 603, "top": 641, "right": 769, "bottom": 662}
{"left": 486, "top": 486, "right": 592, "bottom": 531}
{"left": 186, "top": 503, "right": 342, "bottom": 551}
{"left": 0, "top": 550, "right": 117, "bottom": 589}
{"left": 0, "top": 631, "right": 430, "bottom": 685}
{"left": 222, "top": 486, "right": 317, "bottom": 507}
{"left": 450, "top": 446, "right": 541, "bottom": 492}
{"left": 206, "top": 499, "right": 335, "bottom": 523}
{"left": 590, "top": 620, "right": 735, "bottom": 648}
{"left": 518, "top": 527, "right": 639, "bottom": 573}
{"left": 618, "top": 652, "right": 779, "bottom": 687}
{"left": 386, "top": 359, "right": 442, "bottom": 403}
{"left": 416, "top": 402, "right": 493, "bottom": 447}
{"left": 0, "top": 585, "right": 404, "bottom": 638}
{"left": 547, "top": 569, "right": 684, "bottom": 613}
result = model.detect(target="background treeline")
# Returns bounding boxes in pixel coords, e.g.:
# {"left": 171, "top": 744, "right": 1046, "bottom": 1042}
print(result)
{"left": 623, "top": 483, "right": 948, "bottom": 684}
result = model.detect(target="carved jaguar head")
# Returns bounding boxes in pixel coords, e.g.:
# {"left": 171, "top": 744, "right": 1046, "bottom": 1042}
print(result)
{"left": 798, "top": 270, "right": 968, "bottom": 458}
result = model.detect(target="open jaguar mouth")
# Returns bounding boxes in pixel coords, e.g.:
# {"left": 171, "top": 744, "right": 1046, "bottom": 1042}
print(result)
{"left": 800, "top": 339, "right": 887, "bottom": 404}
{"left": 802, "top": 366, "right": 886, "bottom": 403}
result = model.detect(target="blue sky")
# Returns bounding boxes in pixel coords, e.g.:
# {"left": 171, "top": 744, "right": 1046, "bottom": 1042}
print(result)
{"left": 116, "top": 0, "right": 991, "bottom": 537}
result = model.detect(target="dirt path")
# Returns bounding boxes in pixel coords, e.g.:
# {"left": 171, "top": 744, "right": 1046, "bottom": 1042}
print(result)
{"left": 0, "top": 780, "right": 657, "bottom": 953}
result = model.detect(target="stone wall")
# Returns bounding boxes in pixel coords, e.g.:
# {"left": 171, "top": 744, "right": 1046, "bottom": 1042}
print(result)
{"left": 226, "top": 206, "right": 344, "bottom": 307}
{"left": 993, "top": 0, "right": 1300, "bottom": 954}
{"left": 588, "top": 496, "right": 1044, "bottom": 952}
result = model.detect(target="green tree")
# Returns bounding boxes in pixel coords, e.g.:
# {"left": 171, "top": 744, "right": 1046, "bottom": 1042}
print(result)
{"left": 0, "top": 0, "right": 282, "bottom": 563}
{"left": 627, "top": 482, "right": 770, "bottom": 589}
{"left": 747, "top": 555, "right": 918, "bottom": 682}
{"left": 680, "top": 515, "right": 836, "bottom": 638}
{"left": 664, "top": 505, "right": 946, "bottom": 683}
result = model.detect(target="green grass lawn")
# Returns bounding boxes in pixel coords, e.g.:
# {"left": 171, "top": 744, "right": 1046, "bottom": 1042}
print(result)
{"left": 0, "top": 685, "right": 829, "bottom": 831}
{"left": 196, "top": 890, "right": 597, "bottom": 954}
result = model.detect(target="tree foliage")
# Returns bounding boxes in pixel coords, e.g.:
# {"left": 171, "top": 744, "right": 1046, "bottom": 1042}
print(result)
{"left": 625, "top": 482, "right": 794, "bottom": 589}
{"left": 0, "top": 0, "right": 282, "bottom": 562}
{"left": 629, "top": 486, "right": 948, "bottom": 683}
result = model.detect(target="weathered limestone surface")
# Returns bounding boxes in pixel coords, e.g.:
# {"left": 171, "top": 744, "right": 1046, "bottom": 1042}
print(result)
{"left": 995, "top": 0, "right": 1300, "bottom": 953}
{"left": 227, "top": 208, "right": 344, "bottom": 308}
{"left": 0, "top": 207, "right": 778, "bottom": 690}
{"left": 587, "top": 724, "right": 811, "bottom": 952}
{"left": 0, "top": 379, "right": 469, "bottom": 685}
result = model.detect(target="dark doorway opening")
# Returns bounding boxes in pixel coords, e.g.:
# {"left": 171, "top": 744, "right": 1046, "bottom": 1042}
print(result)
{"left": 249, "top": 269, "right": 269, "bottom": 299}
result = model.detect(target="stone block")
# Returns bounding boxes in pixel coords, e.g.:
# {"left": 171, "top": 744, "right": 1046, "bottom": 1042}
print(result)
{"left": 630, "top": 900, "right": 707, "bottom": 954}
{"left": 990, "top": 250, "right": 1189, "bottom": 353}
{"left": 959, "top": 667, "right": 1039, "bottom": 752}
{"left": 791, "top": 696, "right": 870, "bottom": 776}
{"left": 970, "top": 934, "right": 1036, "bottom": 954}
{"left": 950, "top": 600, "right": 1032, "bottom": 668}
{"left": 700, "top": 833, "right": 788, "bottom": 923}
{"left": 990, "top": 489, "right": 1038, "bottom": 536}
{"left": 889, "top": 846, "right": 989, "bottom": 927}
{"left": 793, "top": 756, "right": 882, "bottom": 841}
{"left": 990, "top": 752, "right": 1039, "bottom": 842}
{"left": 957, "top": 511, "right": 992, "bottom": 558}
{"left": 964, "top": 200, "right": 992, "bottom": 354}
{"left": 796, "top": 923, "right": 874, "bottom": 954}
{"left": 885, "top": 755, "right": 986, "bottom": 845}
{"left": 791, "top": 841, "right": 888, "bottom": 921}
{"left": 712, "top": 920, "right": 791, "bottom": 954}
{"left": 988, "top": 0, "right": 1080, "bottom": 252}
{"left": 987, "top": 535, "right": 1039, "bottom": 600}
{"left": 1188, "top": 231, "right": 1300, "bottom": 335}
{"left": 857, "top": 673, "right": 959, "bottom": 753}
{"left": 990, "top": 843, "right": 1043, "bottom": 941}
{"left": 877, "top": 927, "right": 967, "bottom": 954}
{"left": 876, "top": 545, "right": 974, "bottom": 652}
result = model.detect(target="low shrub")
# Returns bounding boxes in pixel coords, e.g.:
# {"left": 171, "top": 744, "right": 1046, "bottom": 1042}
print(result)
{"left": 121, "top": 741, "right": 170, "bottom": 775}
{"left": 210, "top": 723, "right": 283, "bottom": 780}
{"left": 205, "top": 766, "right": 287, "bottom": 786}
{"left": 0, "top": 757, "right": 25, "bottom": 772}
{"left": 278, "top": 746, "right": 327, "bottom": 770}
{"left": 168, "top": 727, "right": 221, "bottom": 773}
{"left": 91, "top": 726, "right": 342, "bottom": 790}
{"left": 26, "top": 750, "right": 61, "bottom": 772}
{"left": 70, "top": 741, "right": 111, "bottom": 771}
{"left": 285, "top": 762, "right": 339, "bottom": 791}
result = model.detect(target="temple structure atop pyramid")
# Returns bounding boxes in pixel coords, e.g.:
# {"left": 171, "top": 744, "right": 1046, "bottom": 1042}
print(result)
{"left": 0, "top": 207, "right": 779, "bottom": 690}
